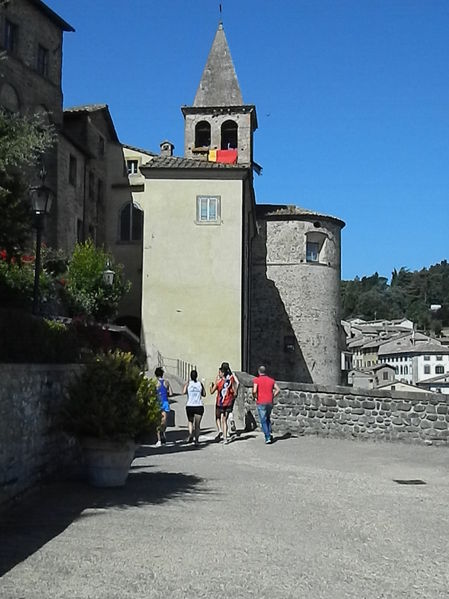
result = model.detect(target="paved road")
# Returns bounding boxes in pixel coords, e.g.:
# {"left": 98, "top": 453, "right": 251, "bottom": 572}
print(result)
{"left": 1, "top": 402, "right": 449, "bottom": 599}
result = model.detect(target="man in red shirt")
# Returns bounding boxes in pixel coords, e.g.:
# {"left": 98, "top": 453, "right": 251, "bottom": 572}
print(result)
{"left": 252, "top": 365, "right": 280, "bottom": 444}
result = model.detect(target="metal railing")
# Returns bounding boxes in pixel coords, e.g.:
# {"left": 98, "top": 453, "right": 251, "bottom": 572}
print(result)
{"left": 157, "top": 352, "right": 196, "bottom": 381}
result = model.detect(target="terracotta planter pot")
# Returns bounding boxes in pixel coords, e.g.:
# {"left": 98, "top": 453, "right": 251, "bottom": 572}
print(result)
{"left": 81, "top": 438, "right": 136, "bottom": 487}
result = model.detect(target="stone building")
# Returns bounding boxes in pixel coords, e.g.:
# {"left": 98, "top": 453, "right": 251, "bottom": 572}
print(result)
{"left": 59, "top": 104, "right": 123, "bottom": 252}
{"left": 0, "top": 0, "right": 74, "bottom": 245}
{"left": 0, "top": 2, "right": 124, "bottom": 257}
{"left": 1, "top": 1, "right": 346, "bottom": 386}
{"left": 0, "top": 0, "right": 72, "bottom": 122}
{"left": 113, "top": 22, "right": 345, "bottom": 386}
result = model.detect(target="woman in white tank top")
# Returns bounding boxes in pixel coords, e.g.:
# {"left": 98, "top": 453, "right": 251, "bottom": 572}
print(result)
{"left": 182, "top": 369, "right": 206, "bottom": 446}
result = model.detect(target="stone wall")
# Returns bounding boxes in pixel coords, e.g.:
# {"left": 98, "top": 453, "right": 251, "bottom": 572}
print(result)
{"left": 0, "top": 364, "right": 80, "bottom": 509}
{"left": 236, "top": 372, "right": 449, "bottom": 446}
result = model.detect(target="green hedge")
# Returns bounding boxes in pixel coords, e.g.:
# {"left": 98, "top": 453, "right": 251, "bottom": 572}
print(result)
{"left": 0, "top": 309, "right": 79, "bottom": 363}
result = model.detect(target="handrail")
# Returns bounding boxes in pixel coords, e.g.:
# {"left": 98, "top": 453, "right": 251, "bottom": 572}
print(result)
{"left": 157, "top": 353, "right": 196, "bottom": 381}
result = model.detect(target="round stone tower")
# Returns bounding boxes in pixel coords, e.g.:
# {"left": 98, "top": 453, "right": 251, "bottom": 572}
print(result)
{"left": 250, "top": 205, "right": 345, "bottom": 386}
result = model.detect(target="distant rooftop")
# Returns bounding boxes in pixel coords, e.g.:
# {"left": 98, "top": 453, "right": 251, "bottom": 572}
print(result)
{"left": 379, "top": 337, "right": 449, "bottom": 356}
{"left": 417, "top": 373, "right": 449, "bottom": 384}
{"left": 122, "top": 143, "right": 157, "bottom": 157}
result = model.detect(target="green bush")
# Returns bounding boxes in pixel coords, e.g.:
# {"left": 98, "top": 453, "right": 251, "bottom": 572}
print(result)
{"left": 62, "top": 240, "right": 130, "bottom": 321}
{"left": 64, "top": 351, "right": 160, "bottom": 442}
{"left": 0, "top": 308, "right": 79, "bottom": 363}
{"left": 0, "top": 258, "right": 55, "bottom": 309}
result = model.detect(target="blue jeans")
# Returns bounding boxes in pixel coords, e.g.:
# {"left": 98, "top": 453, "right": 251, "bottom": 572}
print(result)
{"left": 257, "top": 403, "right": 273, "bottom": 440}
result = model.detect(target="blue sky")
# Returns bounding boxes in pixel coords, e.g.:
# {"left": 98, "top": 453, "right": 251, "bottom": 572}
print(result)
{"left": 47, "top": 0, "right": 449, "bottom": 280}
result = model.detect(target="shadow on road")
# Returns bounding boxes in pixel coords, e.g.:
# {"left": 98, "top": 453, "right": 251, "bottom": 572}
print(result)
{"left": 0, "top": 469, "right": 205, "bottom": 578}
{"left": 227, "top": 432, "right": 258, "bottom": 444}
{"left": 272, "top": 432, "right": 297, "bottom": 444}
{"left": 135, "top": 428, "right": 221, "bottom": 457}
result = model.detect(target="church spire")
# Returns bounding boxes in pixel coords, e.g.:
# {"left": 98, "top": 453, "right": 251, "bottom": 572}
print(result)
{"left": 193, "top": 22, "right": 243, "bottom": 107}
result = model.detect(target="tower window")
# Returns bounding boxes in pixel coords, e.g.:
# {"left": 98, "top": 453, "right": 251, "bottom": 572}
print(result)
{"left": 97, "top": 179, "right": 104, "bottom": 204}
{"left": 195, "top": 121, "right": 211, "bottom": 148}
{"left": 88, "top": 171, "right": 95, "bottom": 200}
{"left": 37, "top": 44, "right": 49, "bottom": 77}
{"left": 120, "top": 202, "right": 143, "bottom": 242}
{"left": 69, "top": 155, "right": 77, "bottom": 186}
{"left": 221, "top": 120, "right": 238, "bottom": 149}
{"left": 98, "top": 135, "right": 105, "bottom": 158}
{"left": 4, "top": 19, "right": 18, "bottom": 54}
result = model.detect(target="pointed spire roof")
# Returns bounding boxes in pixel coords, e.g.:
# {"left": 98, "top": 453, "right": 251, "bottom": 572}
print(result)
{"left": 193, "top": 22, "right": 243, "bottom": 107}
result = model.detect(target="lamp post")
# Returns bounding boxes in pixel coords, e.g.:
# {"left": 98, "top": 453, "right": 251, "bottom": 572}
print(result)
{"left": 29, "top": 167, "right": 53, "bottom": 315}
{"left": 103, "top": 261, "right": 115, "bottom": 286}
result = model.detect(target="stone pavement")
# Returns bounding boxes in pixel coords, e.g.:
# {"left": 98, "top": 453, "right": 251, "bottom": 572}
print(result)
{"left": 1, "top": 400, "right": 449, "bottom": 599}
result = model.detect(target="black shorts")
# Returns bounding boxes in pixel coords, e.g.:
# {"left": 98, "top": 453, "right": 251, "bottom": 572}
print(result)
{"left": 186, "top": 406, "right": 204, "bottom": 422}
{"left": 216, "top": 405, "right": 232, "bottom": 419}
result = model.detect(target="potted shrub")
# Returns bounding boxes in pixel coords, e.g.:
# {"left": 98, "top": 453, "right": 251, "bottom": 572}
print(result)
{"left": 64, "top": 350, "right": 160, "bottom": 487}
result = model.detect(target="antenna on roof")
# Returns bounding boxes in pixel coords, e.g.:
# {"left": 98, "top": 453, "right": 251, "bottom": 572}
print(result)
{"left": 219, "top": 2, "right": 223, "bottom": 21}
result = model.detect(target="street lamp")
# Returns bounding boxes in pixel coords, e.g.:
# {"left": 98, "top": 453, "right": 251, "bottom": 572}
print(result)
{"left": 29, "top": 166, "right": 53, "bottom": 315}
{"left": 103, "top": 261, "right": 115, "bottom": 286}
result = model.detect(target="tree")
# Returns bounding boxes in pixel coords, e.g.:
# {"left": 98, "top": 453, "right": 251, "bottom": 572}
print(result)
{"left": 0, "top": 109, "right": 55, "bottom": 260}
{"left": 63, "top": 240, "right": 130, "bottom": 321}
{"left": 341, "top": 261, "right": 449, "bottom": 327}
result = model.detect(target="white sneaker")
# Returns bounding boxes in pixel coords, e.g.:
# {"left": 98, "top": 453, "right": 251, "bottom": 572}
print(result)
{"left": 155, "top": 441, "right": 162, "bottom": 447}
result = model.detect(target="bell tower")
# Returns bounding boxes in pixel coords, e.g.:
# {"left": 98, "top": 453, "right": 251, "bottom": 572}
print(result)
{"left": 182, "top": 22, "right": 258, "bottom": 165}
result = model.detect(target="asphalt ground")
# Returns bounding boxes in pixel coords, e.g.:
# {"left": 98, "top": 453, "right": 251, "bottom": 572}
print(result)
{"left": 1, "top": 401, "right": 449, "bottom": 599}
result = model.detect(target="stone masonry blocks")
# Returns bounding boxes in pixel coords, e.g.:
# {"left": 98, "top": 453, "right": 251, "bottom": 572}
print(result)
{"left": 236, "top": 373, "right": 449, "bottom": 447}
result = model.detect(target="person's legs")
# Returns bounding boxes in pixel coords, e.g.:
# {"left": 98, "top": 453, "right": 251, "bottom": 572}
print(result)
{"left": 265, "top": 404, "right": 273, "bottom": 440}
{"left": 228, "top": 399, "right": 236, "bottom": 434}
{"left": 156, "top": 409, "right": 165, "bottom": 446}
{"left": 215, "top": 405, "right": 222, "bottom": 441}
{"left": 257, "top": 404, "right": 271, "bottom": 442}
{"left": 186, "top": 408, "right": 194, "bottom": 442}
{"left": 160, "top": 410, "right": 167, "bottom": 443}
{"left": 221, "top": 411, "right": 229, "bottom": 443}
{"left": 193, "top": 412, "right": 202, "bottom": 444}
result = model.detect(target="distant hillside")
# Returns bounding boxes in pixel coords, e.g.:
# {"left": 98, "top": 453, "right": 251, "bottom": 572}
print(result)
{"left": 341, "top": 261, "right": 449, "bottom": 333}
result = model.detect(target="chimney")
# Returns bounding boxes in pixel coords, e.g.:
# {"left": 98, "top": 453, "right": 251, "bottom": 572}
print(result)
{"left": 160, "top": 140, "right": 174, "bottom": 158}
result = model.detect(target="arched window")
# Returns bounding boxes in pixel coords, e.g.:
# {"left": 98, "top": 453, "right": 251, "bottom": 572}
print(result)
{"left": 404, "top": 366, "right": 408, "bottom": 375}
{"left": 0, "top": 82, "right": 20, "bottom": 112}
{"left": 435, "top": 365, "right": 444, "bottom": 375}
{"left": 120, "top": 202, "right": 143, "bottom": 242}
{"left": 221, "top": 119, "right": 238, "bottom": 149}
{"left": 195, "top": 121, "right": 211, "bottom": 148}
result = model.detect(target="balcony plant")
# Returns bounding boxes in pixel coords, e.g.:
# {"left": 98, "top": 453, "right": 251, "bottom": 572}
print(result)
{"left": 64, "top": 350, "right": 160, "bottom": 487}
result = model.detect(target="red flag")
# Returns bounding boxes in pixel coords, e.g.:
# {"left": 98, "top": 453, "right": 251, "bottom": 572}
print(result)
{"left": 216, "top": 149, "right": 238, "bottom": 164}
